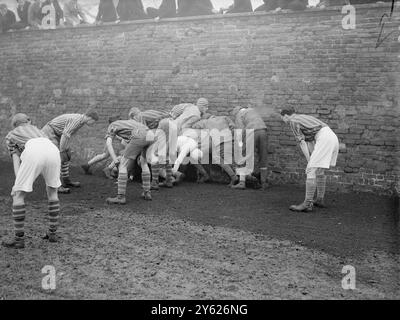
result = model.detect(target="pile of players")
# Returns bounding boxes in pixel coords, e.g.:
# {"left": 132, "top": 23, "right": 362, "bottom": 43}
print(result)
{"left": 2, "top": 98, "right": 339, "bottom": 248}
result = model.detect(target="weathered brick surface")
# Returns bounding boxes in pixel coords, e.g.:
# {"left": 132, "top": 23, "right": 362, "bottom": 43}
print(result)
{"left": 0, "top": 4, "right": 398, "bottom": 195}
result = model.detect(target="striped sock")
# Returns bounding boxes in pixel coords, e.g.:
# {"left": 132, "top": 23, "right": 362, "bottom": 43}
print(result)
{"left": 305, "top": 178, "right": 317, "bottom": 205}
{"left": 151, "top": 164, "right": 160, "bottom": 183}
{"left": 316, "top": 175, "right": 327, "bottom": 200}
{"left": 12, "top": 204, "right": 25, "bottom": 238}
{"left": 117, "top": 171, "right": 128, "bottom": 196}
{"left": 142, "top": 171, "right": 151, "bottom": 192}
{"left": 61, "top": 162, "right": 70, "bottom": 179}
{"left": 165, "top": 163, "right": 173, "bottom": 182}
{"left": 48, "top": 200, "right": 60, "bottom": 235}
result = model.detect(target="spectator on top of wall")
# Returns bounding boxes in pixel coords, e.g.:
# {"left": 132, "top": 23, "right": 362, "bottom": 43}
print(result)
{"left": 42, "top": 0, "right": 64, "bottom": 26}
{"left": 96, "top": 0, "right": 118, "bottom": 24}
{"left": 254, "top": 0, "right": 281, "bottom": 12}
{"left": 177, "top": 0, "right": 214, "bottom": 17}
{"left": 9, "top": 0, "right": 31, "bottom": 30}
{"left": 63, "top": 0, "right": 89, "bottom": 26}
{"left": 28, "top": 0, "right": 45, "bottom": 29}
{"left": 224, "top": 0, "right": 253, "bottom": 14}
{"left": 116, "top": 0, "right": 147, "bottom": 21}
{"left": 146, "top": 0, "right": 177, "bottom": 19}
{"left": 0, "top": 4, "right": 16, "bottom": 33}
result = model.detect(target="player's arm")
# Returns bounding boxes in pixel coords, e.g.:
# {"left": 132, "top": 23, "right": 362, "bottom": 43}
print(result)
{"left": 59, "top": 134, "right": 70, "bottom": 152}
{"left": 12, "top": 153, "right": 21, "bottom": 177}
{"left": 299, "top": 140, "right": 310, "bottom": 162}
{"left": 106, "top": 137, "right": 119, "bottom": 164}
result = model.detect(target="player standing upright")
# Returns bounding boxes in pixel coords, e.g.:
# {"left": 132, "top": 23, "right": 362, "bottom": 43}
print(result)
{"left": 42, "top": 110, "right": 99, "bottom": 193}
{"left": 280, "top": 109, "right": 339, "bottom": 212}
{"left": 2, "top": 114, "right": 62, "bottom": 249}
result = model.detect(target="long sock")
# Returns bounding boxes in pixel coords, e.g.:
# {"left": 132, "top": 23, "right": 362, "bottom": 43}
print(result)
{"left": 12, "top": 204, "right": 25, "bottom": 239}
{"left": 165, "top": 163, "right": 173, "bottom": 182}
{"left": 142, "top": 171, "right": 151, "bottom": 192}
{"left": 305, "top": 178, "right": 317, "bottom": 205}
{"left": 151, "top": 164, "right": 160, "bottom": 183}
{"left": 48, "top": 200, "right": 60, "bottom": 235}
{"left": 117, "top": 171, "right": 128, "bottom": 196}
{"left": 316, "top": 175, "right": 327, "bottom": 200}
{"left": 61, "top": 162, "right": 70, "bottom": 180}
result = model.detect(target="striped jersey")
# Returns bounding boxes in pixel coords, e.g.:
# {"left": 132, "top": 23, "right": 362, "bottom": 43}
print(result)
{"left": 169, "top": 103, "right": 195, "bottom": 119}
{"left": 45, "top": 114, "right": 86, "bottom": 139}
{"left": 134, "top": 110, "right": 169, "bottom": 129}
{"left": 105, "top": 119, "right": 146, "bottom": 142}
{"left": 288, "top": 114, "right": 327, "bottom": 142}
{"left": 5, "top": 124, "right": 46, "bottom": 156}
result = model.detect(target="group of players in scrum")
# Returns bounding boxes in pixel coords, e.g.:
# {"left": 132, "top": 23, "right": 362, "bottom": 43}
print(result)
{"left": 2, "top": 98, "right": 339, "bottom": 248}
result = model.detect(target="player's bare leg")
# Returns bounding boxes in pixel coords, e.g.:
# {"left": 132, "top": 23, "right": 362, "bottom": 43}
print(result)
{"left": 82, "top": 150, "right": 110, "bottom": 175}
{"left": 2, "top": 191, "right": 26, "bottom": 249}
{"left": 43, "top": 186, "right": 60, "bottom": 242}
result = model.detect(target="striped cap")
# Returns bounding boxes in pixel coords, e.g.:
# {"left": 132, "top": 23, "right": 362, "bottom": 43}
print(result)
{"left": 11, "top": 113, "right": 30, "bottom": 128}
{"left": 196, "top": 98, "right": 209, "bottom": 108}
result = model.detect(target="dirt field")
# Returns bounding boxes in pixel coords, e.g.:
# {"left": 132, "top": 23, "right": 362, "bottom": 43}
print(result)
{"left": 0, "top": 160, "right": 399, "bottom": 299}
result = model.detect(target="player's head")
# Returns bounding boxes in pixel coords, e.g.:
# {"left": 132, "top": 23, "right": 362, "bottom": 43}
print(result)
{"left": 128, "top": 107, "right": 141, "bottom": 119}
{"left": 280, "top": 109, "right": 295, "bottom": 123}
{"left": 84, "top": 109, "right": 99, "bottom": 126}
{"left": 196, "top": 98, "right": 209, "bottom": 114}
{"left": 11, "top": 113, "right": 31, "bottom": 128}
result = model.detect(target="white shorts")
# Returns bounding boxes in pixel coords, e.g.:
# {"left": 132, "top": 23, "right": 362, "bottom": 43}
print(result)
{"left": 12, "top": 138, "right": 62, "bottom": 196}
{"left": 307, "top": 127, "right": 339, "bottom": 170}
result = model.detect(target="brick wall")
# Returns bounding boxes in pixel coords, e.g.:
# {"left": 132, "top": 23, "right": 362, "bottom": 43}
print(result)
{"left": 0, "top": 4, "right": 398, "bottom": 195}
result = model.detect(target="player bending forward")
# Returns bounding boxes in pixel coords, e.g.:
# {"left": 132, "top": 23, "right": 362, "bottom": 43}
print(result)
{"left": 2, "top": 114, "right": 62, "bottom": 249}
{"left": 281, "top": 109, "right": 339, "bottom": 212}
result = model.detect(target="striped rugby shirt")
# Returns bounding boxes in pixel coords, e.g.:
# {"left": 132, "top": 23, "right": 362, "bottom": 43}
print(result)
{"left": 288, "top": 114, "right": 327, "bottom": 142}
{"left": 105, "top": 119, "right": 147, "bottom": 142}
{"left": 45, "top": 114, "right": 87, "bottom": 139}
{"left": 134, "top": 110, "right": 169, "bottom": 129}
{"left": 5, "top": 124, "right": 46, "bottom": 156}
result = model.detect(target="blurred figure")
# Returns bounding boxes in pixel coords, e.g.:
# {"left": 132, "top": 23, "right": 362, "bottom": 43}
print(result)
{"left": 177, "top": 0, "right": 214, "bottom": 17}
{"left": 63, "top": 0, "right": 89, "bottom": 26}
{"left": 27, "top": 0, "right": 44, "bottom": 29}
{"left": 146, "top": 0, "right": 177, "bottom": 19}
{"left": 10, "top": 0, "right": 31, "bottom": 30}
{"left": 224, "top": 0, "right": 253, "bottom": 14}
{"left": 0, "top": 4, "right": 16, "bottom": 33}
{"left": 96, "top": 0, "right": 118, "bottom": 24}
{"left": 117, "top": 0, "right": 147, "bottom": 21}
{"left": 42, "top": 0, "right": 63, "bottom": 26}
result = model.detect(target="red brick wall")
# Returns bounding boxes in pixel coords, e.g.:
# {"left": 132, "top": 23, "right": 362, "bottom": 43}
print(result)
{"left": 0, "top": 4, "right": 398, "bottom": 195}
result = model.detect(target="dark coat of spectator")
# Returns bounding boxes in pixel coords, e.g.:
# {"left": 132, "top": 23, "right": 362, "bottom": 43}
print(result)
{"left": 0, "top": 4, "right": 16, "bottom": 32}
{"left": 116, "top": 0, "right": 147, "bottom": 21}
{"left": 147, "top": 0, "right": 177, "bottom": 19}
{"left": 28, "top": 0, "right": 44, "bottom": 28}
{"left": 42, "top": 0, "right": 64, "bottom": 25}
{"left": 9, "top": 0, "right": 31, "bottom": 30}
{"left": 96, "top": 0, "right": 118, "bottom": 23}
{"left": 226, "top": 0, "right": 253, "bottom": 14}
{"left": 63, "top": 0, "right": 88, "bottom": 26}
{"left": 177, "top": 0, "right": 214, "bottom": 17}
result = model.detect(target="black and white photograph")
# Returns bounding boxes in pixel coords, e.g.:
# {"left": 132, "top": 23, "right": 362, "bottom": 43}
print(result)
{"left": 0, "top": 0, "right": 399, "bottom": 306}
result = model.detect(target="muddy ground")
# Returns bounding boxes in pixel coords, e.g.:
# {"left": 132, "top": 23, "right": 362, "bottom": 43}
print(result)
{"left": 0, "top": 160, "right": 399, "bottom": 299}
